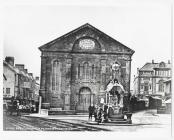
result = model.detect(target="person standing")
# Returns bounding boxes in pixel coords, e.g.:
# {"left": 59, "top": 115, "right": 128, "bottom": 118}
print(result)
{"left": 103, "top": 104, "right": 108, "bottom": 122}
{"left": 88, "top": 105, "right": 93, "bottom": 121}
{"left": 17, "top": 100, "right": 20, "bottom": 116}
{"left": 97, "top": 106, "right": 103, "bottom": 124}
{"left": 94, "top": 104, "right": 98, "bottom": 121}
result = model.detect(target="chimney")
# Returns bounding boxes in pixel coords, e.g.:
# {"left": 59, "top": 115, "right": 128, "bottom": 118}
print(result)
{"left": 152, "top": 60, "right": 154, "bottom": 64}
{"left": 5, "top": 56, "right": 14, "bottom": 66}
{"left": 168, "top": 60, "right": 170, "bottom": 64}
{"left": 24, "top": 69, "right": 28, "bottom": 73}
{"left": 15, "top": 64, "right": 25, "bottom": 71}
{"left": 35, "top": 76, "right": 39, "bottom": 81}
{"left": 28, "top": 73, "right": 33, "bottom": 77}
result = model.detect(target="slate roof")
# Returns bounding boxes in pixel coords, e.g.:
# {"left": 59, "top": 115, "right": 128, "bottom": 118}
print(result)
{"left": 139, "top": 62, "right": 171, "bottom": 71}
{"left": 3, "top": 61, "right": 34, "bottom": 80}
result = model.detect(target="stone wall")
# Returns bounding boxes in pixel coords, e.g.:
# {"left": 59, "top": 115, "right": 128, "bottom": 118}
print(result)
{"left": 40, "top": 52, "right": 132, "bottom": 109}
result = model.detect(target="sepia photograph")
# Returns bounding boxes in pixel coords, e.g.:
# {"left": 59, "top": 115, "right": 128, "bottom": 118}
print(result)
{"left": 1, "top": 0, "right": 173, "bottom": 139}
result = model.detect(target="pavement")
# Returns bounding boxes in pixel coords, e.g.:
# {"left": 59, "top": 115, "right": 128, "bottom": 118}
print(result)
{"left": 25, "top": 109, "right": 171, "bottom": 124}
{"left": 24, "top": 109, "right": 171, "bottom": 130}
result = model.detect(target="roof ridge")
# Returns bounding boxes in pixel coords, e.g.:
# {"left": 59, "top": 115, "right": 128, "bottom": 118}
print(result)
{"left": 39, "top": 23, "right": 91, "bottom": 50}
{"left": 38, "top": 23, "right": 135, "bottom": 54}
{"left": 3, "top": 60, "right": 34, "bottom": 80}
{"left": 139, "top": 62, "right": 149, "bottom": 70}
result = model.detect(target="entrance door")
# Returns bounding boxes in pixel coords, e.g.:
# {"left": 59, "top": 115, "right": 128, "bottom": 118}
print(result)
{"left": 77, "top": 87, "right": 93, "bottom": 111}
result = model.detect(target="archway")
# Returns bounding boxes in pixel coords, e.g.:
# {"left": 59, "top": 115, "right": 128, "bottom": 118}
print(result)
{"left": 77, "top": 87, "right": 94, "bottom": 111}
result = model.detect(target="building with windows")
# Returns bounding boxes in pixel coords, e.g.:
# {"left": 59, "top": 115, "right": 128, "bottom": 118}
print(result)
{"left": 163, "top": 79, "right": 171, "bottom": 99}
{"left": 3, "top": 56, "right": 39, "bottom": 106}
{"left": 3, "top": 58, "right": 16, "bottom": 101}
{"left": 39, "top": 23, "right": 134, "bottom": 111}
{"left": 133, "top": 60, "right": 171, "bottom": 98}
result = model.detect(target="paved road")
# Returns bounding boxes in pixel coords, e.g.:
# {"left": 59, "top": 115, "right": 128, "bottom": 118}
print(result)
{"left": 3, "top": 111, "right": 171, "bottom": 134}
{"left": 3, "top": 114, "right": 109, "bottom": 131}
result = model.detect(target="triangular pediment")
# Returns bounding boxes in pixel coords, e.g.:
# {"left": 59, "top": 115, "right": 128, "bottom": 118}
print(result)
{"left": 39, "top": 23, "right": 134, "bottom": 55}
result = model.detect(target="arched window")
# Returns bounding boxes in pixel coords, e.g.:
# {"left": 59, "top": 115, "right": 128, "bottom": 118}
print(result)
{"left": 158, "top": 80, "right": 164, "bottom": 92}
{"left": 83, "top": 62, "right": 89, "bottom": 79}
{"left": 52, "top": 60, "right": 61, "bottom": 91}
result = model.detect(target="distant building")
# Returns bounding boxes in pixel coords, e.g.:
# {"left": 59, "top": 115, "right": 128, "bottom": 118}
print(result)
{"left": 163, "top": 79, "right": 171, "bottom": 99}
{"left": 3, "top": 56, "right": 39, "bottom": 105}
{"left": 34, "top": 77, "right": 40, "bottom": 103}
{"left": 133, "top": 60, "right": 171, "bottom": 98}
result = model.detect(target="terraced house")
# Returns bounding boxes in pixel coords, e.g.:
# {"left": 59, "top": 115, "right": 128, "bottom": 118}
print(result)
{"left": 3, "top": 57, "right": 39, "bottom": 106}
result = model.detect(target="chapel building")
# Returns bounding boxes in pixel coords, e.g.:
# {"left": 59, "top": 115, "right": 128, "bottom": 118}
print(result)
{"left": 39, "top": 23, "right": 134, "bottom": 111}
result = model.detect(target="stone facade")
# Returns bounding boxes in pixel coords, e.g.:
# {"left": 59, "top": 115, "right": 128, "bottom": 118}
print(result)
{"left": 133, "top": 60, "right": 171, "bottom": 97}
{"left": 39, "top": 23, "right": 134, "bottom": 111}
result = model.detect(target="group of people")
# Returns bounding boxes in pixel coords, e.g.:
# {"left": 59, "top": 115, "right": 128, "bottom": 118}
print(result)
{"left": 4, "top": 99, "right": 37, "bottom": 115}
{"left": 88, "top": 104, "right": 109, "bottom": 123}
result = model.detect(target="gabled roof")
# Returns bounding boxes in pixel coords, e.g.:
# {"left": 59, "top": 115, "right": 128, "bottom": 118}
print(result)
{"left": 3, "top": 60, "right": 34, "bottom": 80}
{"left": 140, "top": 62, "right": 171, "bottom": 71}
{"left": 140, "top": 63, "right": 157, "bottom": 71}
{"left": 39, "top": 23, "right": 134, "bottom": 54}
{"left": 3, "top": 60, "right": 17, "bottom": 73}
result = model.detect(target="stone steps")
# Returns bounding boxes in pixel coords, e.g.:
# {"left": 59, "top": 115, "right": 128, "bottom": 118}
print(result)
{"left": 48, "top": 110, "right": 76, "bottom": 115}
{"left": 107, "top": 120, "right": 128, "bottom": 124}
{"left": 109, "top": 115, "right": 124, "bottom": 119}
{"left": 107, "top": 114, "right": 130, "bottom": 124}
{"left": 108, "top": 117, "right": 128, "bottom": 124}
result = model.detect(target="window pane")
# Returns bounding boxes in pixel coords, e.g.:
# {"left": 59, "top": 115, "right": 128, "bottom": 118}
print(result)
{"left": 6, "top": 88, "right": 10, "bottom": 94}
{"left": 83, "top": 62, "right": 89, "bottom": 79}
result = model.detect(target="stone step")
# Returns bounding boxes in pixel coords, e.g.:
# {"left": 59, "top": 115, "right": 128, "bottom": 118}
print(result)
{"left": 109, "top": 116, "right": 124, "bottom": 119}
{"left": 158, "top": 109, "right": 166, "bottom": 111}
{"left": 48, "top": 110, "right": 76, "bottom": 115}
{"left": 157, "top": 110, "right": 166, "bottom": 114}
{"left": 76, "top": 112, "right": 88, "bottom": 115}
{"left": 109, "top": 118, "right": 125, "bottom": 121}
{"left": 157, "top": 112, "right": 166, "bottom": 114}
{"left": 107, "top": 120, "right": 128, "bottom": 124}
{"left": 158, "top": 107, "right": 166, "bottom": 110}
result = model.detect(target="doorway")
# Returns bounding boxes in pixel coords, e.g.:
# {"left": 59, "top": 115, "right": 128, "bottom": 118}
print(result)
{"left": 77, "top": 87, "right": 94, "bottom": 111}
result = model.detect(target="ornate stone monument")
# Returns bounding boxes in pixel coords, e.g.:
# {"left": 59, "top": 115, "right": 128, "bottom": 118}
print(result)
{"left": 105, "top": 62, "right": 132, "bottom": 124}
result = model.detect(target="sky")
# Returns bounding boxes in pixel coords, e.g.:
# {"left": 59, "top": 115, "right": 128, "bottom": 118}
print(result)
{"left": 2, "top": 0, "right": 172, "bottom": 89}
